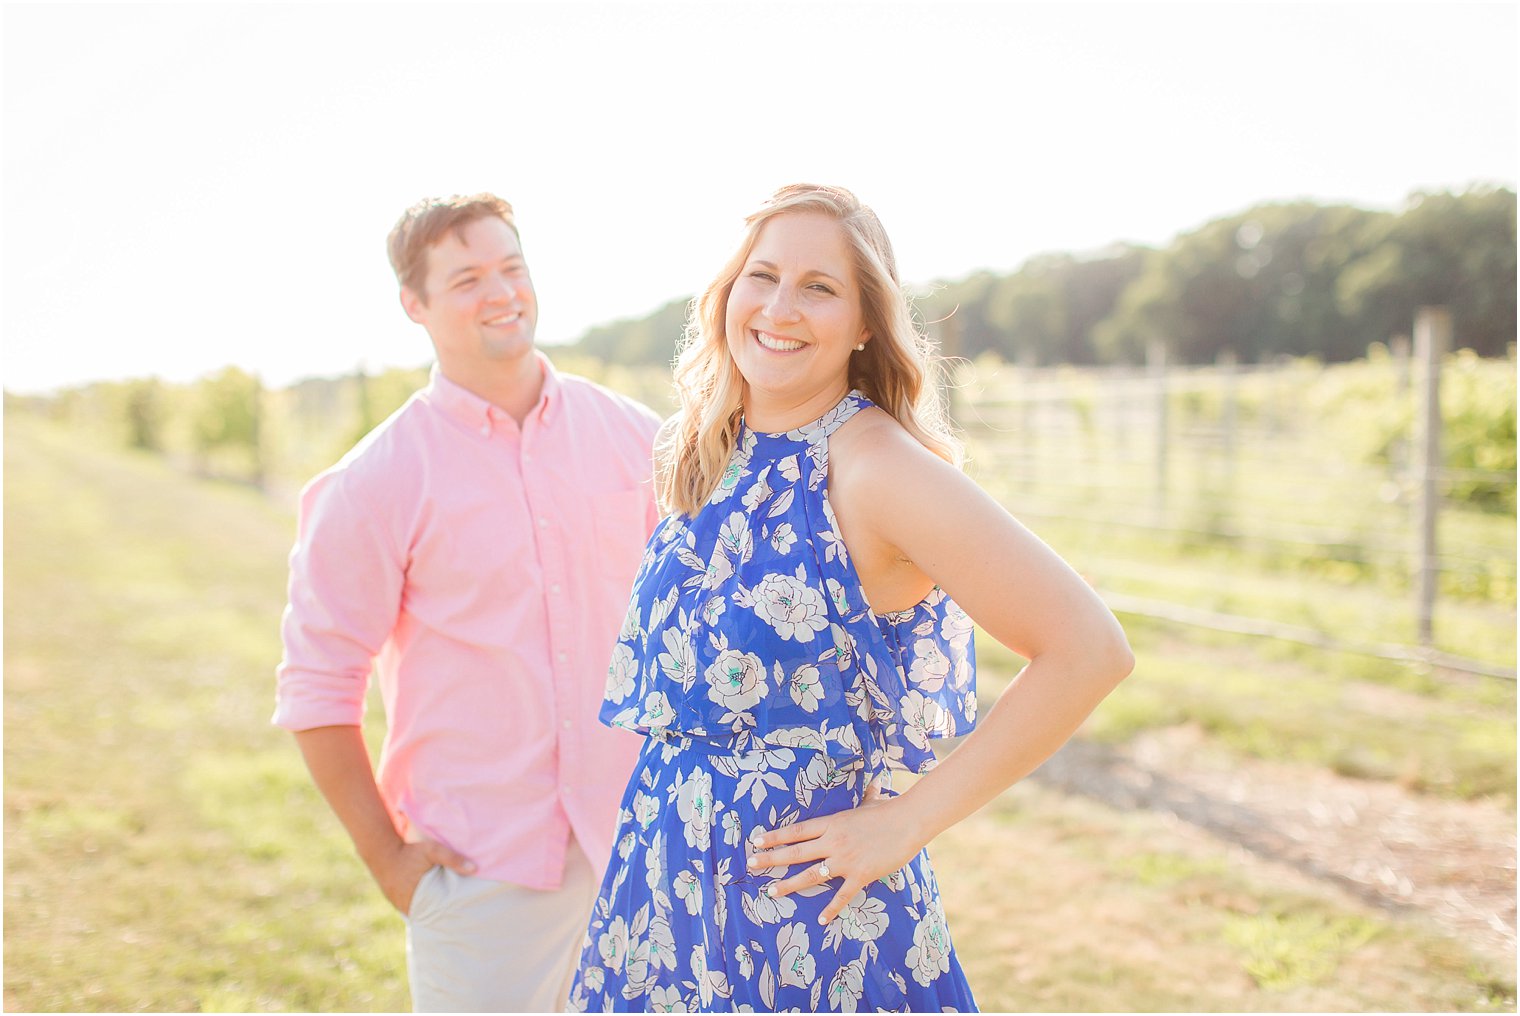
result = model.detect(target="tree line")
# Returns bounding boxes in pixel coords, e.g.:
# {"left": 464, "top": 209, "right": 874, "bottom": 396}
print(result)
{"left": 571, "top": 185, "right": 1516, "bottom": 367}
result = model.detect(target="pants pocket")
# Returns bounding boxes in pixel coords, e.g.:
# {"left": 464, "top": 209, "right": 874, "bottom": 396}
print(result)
{"left": 406, "top": 865, "right": 446, "bottom": 924}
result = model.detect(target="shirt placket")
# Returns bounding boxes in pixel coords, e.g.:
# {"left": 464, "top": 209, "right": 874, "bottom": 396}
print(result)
{"left": 519, "top": 408, "right": 578, "bottom": 810}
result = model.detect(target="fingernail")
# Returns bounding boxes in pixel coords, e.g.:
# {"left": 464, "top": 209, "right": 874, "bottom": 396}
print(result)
{"left": 818, "top": 914, "right": 828, "bottom": 926}
{"left": 748, "top": 828, "right": 764, "bottom": 845}
{"left": 746, "top": 855, "right": 757, "bottom": 869}
{"left": 764, "top": 883, "right": 775, "bottom": 897}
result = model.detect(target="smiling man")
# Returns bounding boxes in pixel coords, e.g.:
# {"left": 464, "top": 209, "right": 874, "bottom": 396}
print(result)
{"left": 274, "top": 194, "right": 661, "bottom": 1011}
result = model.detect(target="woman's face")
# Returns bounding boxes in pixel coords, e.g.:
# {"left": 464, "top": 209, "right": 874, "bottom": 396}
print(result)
{"left": 724, "top": 211, "right": 870, "bottom": 421}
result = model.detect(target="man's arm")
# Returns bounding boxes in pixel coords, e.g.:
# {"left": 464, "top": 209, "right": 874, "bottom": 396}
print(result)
{"left": 294, "top": 725, "right": 474, "bottom": 914}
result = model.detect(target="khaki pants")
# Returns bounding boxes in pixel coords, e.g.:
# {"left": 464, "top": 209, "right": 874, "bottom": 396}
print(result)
{"left": 404, "top": 839, "right": 598, "bottom": 1013}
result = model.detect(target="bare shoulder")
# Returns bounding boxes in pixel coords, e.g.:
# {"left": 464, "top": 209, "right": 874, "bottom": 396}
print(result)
{"left": 829, "top": 406, "right": 958, "bottom": 501}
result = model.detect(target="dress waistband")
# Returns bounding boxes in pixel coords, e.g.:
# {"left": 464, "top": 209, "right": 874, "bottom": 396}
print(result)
{"left": 645, "top": 726, "right": 860, "bottom": 767}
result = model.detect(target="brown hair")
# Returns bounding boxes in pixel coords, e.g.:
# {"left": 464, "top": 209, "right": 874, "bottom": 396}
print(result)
{"left": 386, "top": 193, "right": 519, "bottom": 305}
{"left": 659, "top": 183, "right": 960, "bottom": 516}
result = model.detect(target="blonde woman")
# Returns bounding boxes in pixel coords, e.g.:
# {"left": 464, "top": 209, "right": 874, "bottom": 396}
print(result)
{"left": 566, "top": 184, "right": 1133, "bottom": 1012}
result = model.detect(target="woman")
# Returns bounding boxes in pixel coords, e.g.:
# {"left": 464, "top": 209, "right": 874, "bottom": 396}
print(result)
{"left": 567, "top": 184, "right": 1133, "bottom": 1012}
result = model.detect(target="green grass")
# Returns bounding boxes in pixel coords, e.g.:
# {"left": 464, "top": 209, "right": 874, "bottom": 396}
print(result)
{"left": 4, "top": 416, "right": 406, "bottom": 1012}
{"left": 5, "top": 413, "right": 1514, "bottom": 1012}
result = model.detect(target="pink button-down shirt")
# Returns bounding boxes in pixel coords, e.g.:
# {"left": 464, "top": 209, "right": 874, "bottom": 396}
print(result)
{"left": 274, "top": 355, "right": 661, "bottom": 889}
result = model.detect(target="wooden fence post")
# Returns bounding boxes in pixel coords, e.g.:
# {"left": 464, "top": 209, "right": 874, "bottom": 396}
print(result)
{"left": 1413, "top": 308, "right": 1449, "bottom": 646}
{"left": 1148, "top": 337, "right": 1169, "bottom": 518}
{"left": 1217, "top": 348, "right": 1237, "bottom": 485}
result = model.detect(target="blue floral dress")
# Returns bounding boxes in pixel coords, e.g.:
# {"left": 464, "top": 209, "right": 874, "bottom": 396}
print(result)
{"left": 567, "top": 392, "right": 979, "bottom": 1013}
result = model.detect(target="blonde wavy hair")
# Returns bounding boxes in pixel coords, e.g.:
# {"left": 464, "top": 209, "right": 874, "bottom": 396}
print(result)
{"left": 659, "top": 183, "right": 962, "bottom": 516}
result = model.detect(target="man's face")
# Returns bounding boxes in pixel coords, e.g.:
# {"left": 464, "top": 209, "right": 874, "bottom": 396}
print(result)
{"left": 401, "top": 216, "right": 538, "bottom": 372}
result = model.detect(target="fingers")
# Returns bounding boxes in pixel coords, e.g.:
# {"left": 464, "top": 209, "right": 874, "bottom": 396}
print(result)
{"left": 766, "top": 860, "right": 836, "bottom": 901}
{"left": 746, "top": 838, "right": 825, "bottom": 874}
{"left": 818, "top": 880, "right": 865, "bottom": 925}
{"left": 421, "top": 837, "right": 477, "bottom": 876}
{"left": 749, "top": 818, "right": 823, "bottom": 851}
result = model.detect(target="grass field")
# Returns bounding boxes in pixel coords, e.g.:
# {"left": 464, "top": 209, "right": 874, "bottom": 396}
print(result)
{"left": 4, "top": 412, "right": 1514, "bottom": 1012}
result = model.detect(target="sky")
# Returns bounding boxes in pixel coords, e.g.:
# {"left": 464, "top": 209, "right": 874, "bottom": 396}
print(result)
{"left": 2, "top": 1, "right": 1515, "bottom": 393}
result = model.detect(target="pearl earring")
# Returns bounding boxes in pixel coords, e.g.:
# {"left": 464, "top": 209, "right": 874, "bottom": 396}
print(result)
{"left": 854, "top": 343, "right": 866, "bottom": 352}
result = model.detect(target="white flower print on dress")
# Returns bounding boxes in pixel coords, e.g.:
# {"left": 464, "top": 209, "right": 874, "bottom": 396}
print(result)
{"left": 704, "top": 649, "right": 768, "bottom": 712}
{"left": 749, "top": 572, "right": 829, "bottom": 642}
{"left": 623, "top": 936, "right": 653, "bottom": 997}
{"left": 940, "top": 601, "right": 974, "bottom": 644}
{"left": 900, "top": 690, "right": 948, "bottom": 750}
{"left": 818, "top": 499, "right": 847, "bottom": 564}
{"left": 721, "top": 809, "right": 743, "bottom": 846}
{"left": 826, "top": 958, "right": 865, "bottom": 1013}
{"left": 598, "top": 915, "right": 629, "bottom": 973}
{"left": 675, "top": 767, "right": 715, "bottom": 850}
{"left": 644, "top": 830, "right": 665, "bottom": 891}
{"left": 710, "top": 458, "right": 745, "bottom": 505}
{"left": 646, "top": 985, "right": 687, "bottom": 1012}
{"left": 776, "top": 922, "right": 816, "bottom": 988}
{"left": 741, "top": 466, "right": 774, "bottom": 512}
{"left": 690, "top": 944, "right": 733, "bottom": 1007}
{"left": 769, "top": 521, "right": 798, "bottom": 555}
{"left": 673, "top": 869, "right": 702, "bottom": 916}
{"left": 906, "top": 638, "right": 951, "bottom": 693}
{"left": 740, "top": 885, "right": 797, "bottom": 926}
{"left": 633, "top": 791, "right": 660, "bottom": 830}
{"left": 795, "top": 752, "right": 852, "bottom": 808}
{"left": 718, "top": 510, "right": 755, "bottom": 564}
{"left": 647, "top": 913, "right": 678, "bottom": 971}
{"left": 657, "top": 626, "right": 697, "bottom": 691}
{"left": 640, "top": 690, "right": 675, "bottom": 730}
{"left": 906, "top": 898, "right": 952, "bottom": 987}
{"left": 836, "top": 893, "right": 889, "bottom": 943}
{"left": 735, "top": 943, "right": 754, "bottom": 979}
{"left": 788, "top": 663, "right": 824, "bottom": 712}
{"left": 618, "top": 598, "right": 642, "bottom": 643}
{"left": 825, "top": 577, "right": 852, "bottom": 616}
{"left": 607, "top": 643, "right": 638, "bottom": 703}
{"left": 648, "top": 585, "right": 679, "bottom": 637}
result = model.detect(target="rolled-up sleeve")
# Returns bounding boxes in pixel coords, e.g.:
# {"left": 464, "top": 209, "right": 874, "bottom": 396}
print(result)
{"left": 273, "top": 468, "right": 405, "bottom": 730}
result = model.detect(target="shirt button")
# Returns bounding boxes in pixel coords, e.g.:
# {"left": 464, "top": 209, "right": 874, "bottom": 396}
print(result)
{"left": 479, "top": 422, "right": 490, "bottom": 437}
{"left": 562, "top": 719, "right": 572, "bottom": 729}
{"left": 562, "top": 784, "right": 572, "bottom": 794}
{"left": 557, "top": 651, "right": 567, "bottom": 662}
{"left": 537, "top": 517, "right": 549, "bottom": 528}
{"left": 551, "top": 583, "right": 562, "bottom": 594}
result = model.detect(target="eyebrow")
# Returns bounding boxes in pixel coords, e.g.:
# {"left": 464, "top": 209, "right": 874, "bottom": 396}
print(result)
{"left": 444, "top": 255, "right": 525, "bottom": 283}
{"left": 748, "top": 259, "right": 846, "bottom": 287}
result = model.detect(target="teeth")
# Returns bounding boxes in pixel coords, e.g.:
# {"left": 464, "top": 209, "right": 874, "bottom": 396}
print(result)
{"left": 755, "top": 330, "right": 804, "bottom": 352}
{"left": 484, "top": 313, "right": 521, "bottom": 326}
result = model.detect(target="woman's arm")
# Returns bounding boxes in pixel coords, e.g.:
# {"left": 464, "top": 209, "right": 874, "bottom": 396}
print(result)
{"left": 754, "top": 413, "right": 1134, "bottom": 923}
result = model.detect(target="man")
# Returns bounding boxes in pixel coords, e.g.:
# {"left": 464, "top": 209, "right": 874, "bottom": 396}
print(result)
{"left": 274, "top": 194, "right": 660, "bottom": 1011}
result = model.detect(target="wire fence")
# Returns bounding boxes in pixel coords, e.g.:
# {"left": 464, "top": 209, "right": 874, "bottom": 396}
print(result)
{"left": 950, "top": 349, "right": 1516, "bottom": 680}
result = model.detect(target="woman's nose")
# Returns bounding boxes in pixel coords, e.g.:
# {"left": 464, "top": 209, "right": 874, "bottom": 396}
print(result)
{"left": 764, "top": 287, "right": 801, "bottom": 323}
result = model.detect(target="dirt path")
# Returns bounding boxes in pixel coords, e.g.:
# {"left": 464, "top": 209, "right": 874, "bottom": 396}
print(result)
{"left": 1030, "top": 724, "right": 1517, "bottom": 964}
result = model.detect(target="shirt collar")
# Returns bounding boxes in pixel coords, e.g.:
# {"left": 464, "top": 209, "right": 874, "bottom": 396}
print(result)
{"left": 424, "top": 352, "right": 561, "bottom": 436}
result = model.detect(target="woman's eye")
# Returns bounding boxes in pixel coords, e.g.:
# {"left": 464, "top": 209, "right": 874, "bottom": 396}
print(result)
{"left": 749, "top": 271, "right": 777, "bottom": 282}
{"left": 808, "top": 283, "right": 836, "bottom": 295}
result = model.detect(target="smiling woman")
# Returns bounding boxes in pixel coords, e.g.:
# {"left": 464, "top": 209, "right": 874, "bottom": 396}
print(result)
{"left": 564, "top": 184, "right": 1134, "bottom": 1012}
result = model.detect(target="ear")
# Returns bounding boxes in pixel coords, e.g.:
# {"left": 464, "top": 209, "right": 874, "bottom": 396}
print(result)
{"left": 399, "top": 286, "right": 428, "bottom": 325}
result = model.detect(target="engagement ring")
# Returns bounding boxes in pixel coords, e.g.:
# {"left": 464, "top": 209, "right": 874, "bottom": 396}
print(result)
{"left": 818, "top": 863, "right": 832, "bottom": 879}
